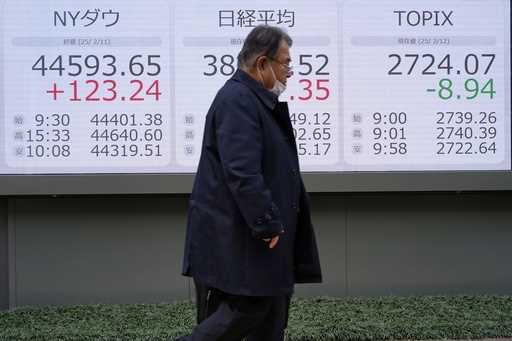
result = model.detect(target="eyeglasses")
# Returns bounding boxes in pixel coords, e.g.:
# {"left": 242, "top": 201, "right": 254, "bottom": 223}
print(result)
{"left": 268, "top": 57, "right": 294, "bottom": 76}
{"left": 268, "top": 57, "right": 293, "bottom": 72}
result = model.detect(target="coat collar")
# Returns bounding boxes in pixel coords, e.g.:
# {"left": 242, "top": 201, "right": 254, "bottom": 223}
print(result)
{"left": 231, "top": 69, "right": 297, "bottom": 154}
{"left": 231, "top": 69, "right": 278, "bottom": 111}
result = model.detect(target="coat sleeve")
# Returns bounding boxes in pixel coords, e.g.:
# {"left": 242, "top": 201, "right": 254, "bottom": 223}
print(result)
{"left": 215, "top": 93, "right": 284, "bottom": 240}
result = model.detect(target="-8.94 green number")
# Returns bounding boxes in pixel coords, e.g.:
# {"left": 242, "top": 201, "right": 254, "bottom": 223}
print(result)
{"left": 437, "top": 78, "right": 496, "bottom": 100}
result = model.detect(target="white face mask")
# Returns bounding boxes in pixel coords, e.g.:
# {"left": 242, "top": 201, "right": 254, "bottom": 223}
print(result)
{"left": 268, "top": 64, "right": 287, "bottom": 97}
{"left": 258, "top": 63, "right": 287, "bottom": 97}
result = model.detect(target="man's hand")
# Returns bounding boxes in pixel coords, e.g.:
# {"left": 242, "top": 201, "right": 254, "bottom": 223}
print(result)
{"left": 263, "top": 235, "right": 280, "bottom": 249}
{"left": 262, "top": 229, "right": 284, "bottom": 249}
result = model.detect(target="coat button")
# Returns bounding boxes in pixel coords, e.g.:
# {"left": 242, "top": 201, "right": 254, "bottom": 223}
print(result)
{"left": 290, "top": 169, "right": 298, "bottom": 176}
{"left": 291, "top": 203, "right": 298, "bottom": 210}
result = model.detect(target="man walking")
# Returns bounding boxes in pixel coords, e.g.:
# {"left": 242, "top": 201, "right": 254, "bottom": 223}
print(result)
{"left": 178, "top": 25, "right": 322, "bottom": 341}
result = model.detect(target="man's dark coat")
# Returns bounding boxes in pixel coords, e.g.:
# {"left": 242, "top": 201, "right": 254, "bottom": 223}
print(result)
{"left": 182, "top": 69, "right": 322, "bottom": 296}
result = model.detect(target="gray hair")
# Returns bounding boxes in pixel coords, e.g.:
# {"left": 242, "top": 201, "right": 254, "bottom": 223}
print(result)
{"left": 237, "top": 25, "right": 293, "bottom": 68}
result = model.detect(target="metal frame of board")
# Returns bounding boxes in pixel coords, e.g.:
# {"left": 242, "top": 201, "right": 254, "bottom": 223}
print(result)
{"left": 0, "top": 171, "right": 510, "bottom": 195}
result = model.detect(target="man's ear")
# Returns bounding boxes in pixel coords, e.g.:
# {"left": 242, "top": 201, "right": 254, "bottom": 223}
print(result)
{"left": 255, "top": 55, "right": 268, "bottom": 70}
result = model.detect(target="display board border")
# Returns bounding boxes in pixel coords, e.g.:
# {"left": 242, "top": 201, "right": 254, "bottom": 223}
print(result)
{"left": 0, "top": 171, "right": 510, "bottom": 195}
{"left": 0, "top": 1, "right": 510, "bottom": 196}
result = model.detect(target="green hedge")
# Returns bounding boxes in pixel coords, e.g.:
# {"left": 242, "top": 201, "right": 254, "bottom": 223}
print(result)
{"left": 1, "top": 296, "right": 511, "bottom": 341}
